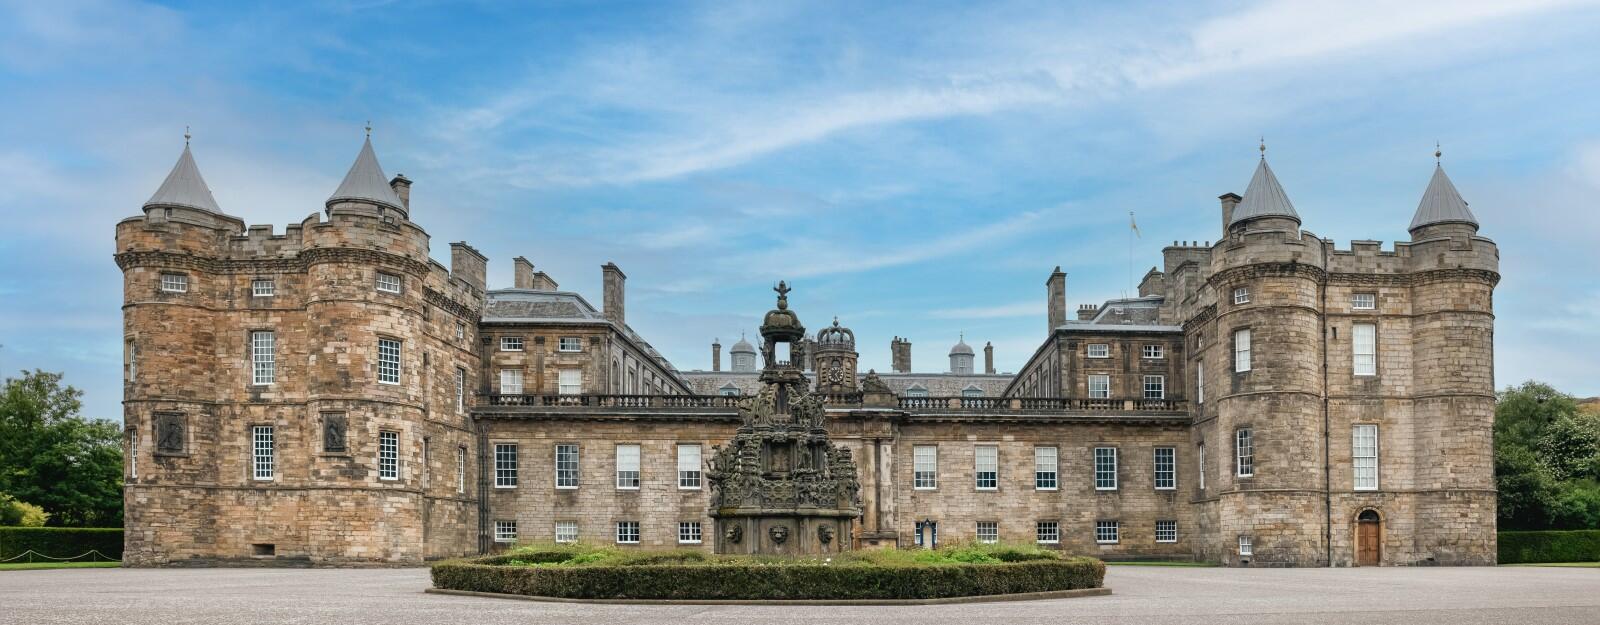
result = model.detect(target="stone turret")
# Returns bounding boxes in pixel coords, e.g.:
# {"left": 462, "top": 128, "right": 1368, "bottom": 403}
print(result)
{"left": 948, "top": 334, "right": 975, "bottom": 374}
{"left": 814, "top": 317, "right": 858, "bottom": 393}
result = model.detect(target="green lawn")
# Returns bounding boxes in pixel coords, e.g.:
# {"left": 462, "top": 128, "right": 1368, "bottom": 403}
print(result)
{"left": 1502, "top": 562, "right": 1600, "bottom": 568}
{"left": 0, "top": 561, "right": 121, "bottom": 571}
{"left": 1105, "top": 560, "right": 1219, "bottom": 567}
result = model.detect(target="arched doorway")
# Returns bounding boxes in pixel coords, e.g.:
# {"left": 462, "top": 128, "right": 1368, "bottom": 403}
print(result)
{"left": 1356, "top": 510, "right": 1381, "bottom": 566}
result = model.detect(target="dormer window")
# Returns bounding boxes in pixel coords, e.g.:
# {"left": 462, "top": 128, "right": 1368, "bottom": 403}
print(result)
{"left": 1233, "top": 287, "right": 1250, "bottom": 305}
{"left": 160, "top": 273, "right": 189, "bottom": 293}
{"left": 375, "top": 272, "right": 402, "bottom": 294}
{"left": 905, "top": 385, "right": 929, "bottom": 398}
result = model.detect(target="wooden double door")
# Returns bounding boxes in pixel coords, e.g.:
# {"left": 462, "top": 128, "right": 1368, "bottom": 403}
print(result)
{"left": 1356, "top": 511, "right": 1381, "bottom": 566}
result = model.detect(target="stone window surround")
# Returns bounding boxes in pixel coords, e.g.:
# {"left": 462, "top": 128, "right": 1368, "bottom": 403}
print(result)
{"left": 974, "top": 444, "right": 998, "bottom": 491}
{"left": 1233, "top": 326, "right": 1252, "bottom": 373}
{"left": 1233, "top": 285, "right": 1251, "bottom": 305}
{"left": 556, "top": 443, "right": 580, "bottom": 489}
{"left": 377, "top": 430, "right": 400, "bottom": 481}
{"left": 499, "top": 336, "right": 524, "bottom": 352}
{"left": 375, "top": 271, "right": 403, "bottom": 294}
{"left": 1143, "top": 374, "right": 1165, "bottom": 399}
{"left": 249, "top": 329, "right": 275, "bottom": 386}
{"left": 1352, "top": 322, "right": 1378, "bottom": 377}
{"left": 159, "top": 272, "right": 189, "bottom": 293}
{"left": 1351, "top": 292, "right": 1377, "bottom": 310}
{"left": 1154, "top": 446, "right": 1177, "bottom": 490}
{"left": 615, "top": 443, "right": 641, "bottom": 490}
{"left": 1235, "top": 428, "right": 1255, "bottom": 478}
{"left": 1087, "top": 343, "right": 1110, "bottom": 358}
{"left": 1353, "top": 423, "right": 1379, "bottom": 491}
{"left": 1034, "top": 446, "right": 1058, "bottom": 491}
{"left": 376, "top": 336, "right": 402, "bottom": 385}
{"left": 558, "top": 336, "right": 582, "bottom": 352}
{"left": 1142, "top": 344, "right": 1165, "bottom": 359}
{"left": 493, "top": 442, "right": 518, "bottom": 488}
{"left": 251, "top": 424, "right": 275, "bottom": 482}
{"left": 251, "top": 277, "right": 275, "bottom": 297}
{"left": 1094, "top": 446, "right": 1118, "bottom": 490}
{"left": 913, "top": 445, "right": 938, "bottom": 490}
{"left": 676, "top": 443, "right": 702, "bottom": 490}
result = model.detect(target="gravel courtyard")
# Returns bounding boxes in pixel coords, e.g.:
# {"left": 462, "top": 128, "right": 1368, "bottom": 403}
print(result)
{"left": 4, "top": 565, "right": 1597, "bottom": 624}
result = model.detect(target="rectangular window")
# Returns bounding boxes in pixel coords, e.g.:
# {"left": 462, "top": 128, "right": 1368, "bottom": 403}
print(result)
{"left": 1034, "top": 446, "right": 1058, "bottom": 490}
{"left": 455, "top": 323, "right": 465, "bottom": 340}
{"left": 251, "top": 331, "right": 275, "bottom": 385}
{"left": 677, "top": 444, "right": 702, "bottom": 489}
{"left": 616, "top": 444, "right": 640, "bottom": 489}
{"left": 976, "top": 521, "right": 999, "bottom": 544}
{"left": 378, "top": 430, "right": 399, "bottom": 481}
{"left": 1353, "top": 323, "right": 1377, "bottom": 376}
{"left": 1233, "top": 286, "right": 1250, "bottom": 304}
{"left": 974, "top": 445, "right": 998, "bottom": 490}
{"left": 252, "top": 425, "right": 274, "bottom": 480}
{"left": 377, "top": 338, "right": 402, "bottom": 384}
{"left": 616, "top": 521, "right": 640, "bottom": 544}
{"left": 1143, "top": 375, "right": 1165, "bottom": 399}
{"left": 1198, "top": 443, "right": 1206, "bottom": 490}
{"left": 499, "top": 369, "right": 523, "bottom": 394}
{"left": 375, "top": 272, "right": 402, "bottom": 294}
{"left": 160, "top": 273, "right": 189, "bottom": 293}
{"left": 913, "top": 445, "right": 938, "bottom": 490}
{"left": 558, "top": 369, "right": 582, "bottom": 395}
{"left": 558, "top": 337, "right": 582, "bottom": 352}
{"left": 1142, "top": 344, "right": 1165, "bottom": 359}
{"left": 456, "top": 367, "right": 466, "bottom": 413}
{"left": 500, "top": 336, "right": 523, "bottom": 352}
{"left": 494, "top": 443, "right": 518, "bottom": 488}
{"left": 1036, "top": 521, "right": 1060, "bottom": 544}
{"left": 456, "top": 447, "right": 466, "bottom": 494}
{"left": 1087, "top": 343, "right": 1109, "bottom": 358}
{"left": 1088, "top": 374, "right": 1111, "bottom": 399}
{"left": 1094, "top": 447, "right": 1118, "bottom": 490}
{"left": 126, "top": 340, "right": 138, "bottom": 383}
{"left": 1353, "top": 424, "right": 1379, "bottom": 491}
{"left": 1238, "top": 535, "right": 1253, "bottom": 556}
{"left": 1154, "top": 447, "right": 1176, "bottom": 489}
{"left": 1156, "top": 520, "right": 1178, "bottom": 543}
{"left": 1234, "top": 329, "right": 1251, "bottom": 372}
{"left": 1236, "top": 429, "right": 1254, "bottom": 477}
{"left": 1352, "top": 293, "right": 1376, "bottom": 310}
{"left": 251, "top": 278, "right": 275, "bottom": 297}
{"left": 555, "top": 521, "right": 578, "bottom": 544}
{"left": 1197, "top": 361, "right": 1205, "bottom": 404}
{"left": 556, "top": 444, "right": 580, "bottom": 489}
{"left": 1096, "top": 520, "right": 1120, "bottom": 544}
{"left": 678, "top": 521, "right": 702, "bottom": 544}
{"left": 129, "top": 429, "right": 138, "bottom": 479}
{"left": 494, "top": 520, "right": 517, "bottom": 543}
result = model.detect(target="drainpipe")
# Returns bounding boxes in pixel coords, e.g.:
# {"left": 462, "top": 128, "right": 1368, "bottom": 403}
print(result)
{"left": 1321, "top": 244, "right": 1332, "bottom": 567}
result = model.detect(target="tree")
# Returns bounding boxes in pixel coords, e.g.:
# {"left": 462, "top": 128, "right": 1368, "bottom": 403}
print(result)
{"left": 0, "top": 371, "right": 123, "bottom": 527}
{"left": 1495, "top": 381, "right": 1600, "bottom": 530}
{"left": 0, "top": 492, "right": 50, "bottom": 526}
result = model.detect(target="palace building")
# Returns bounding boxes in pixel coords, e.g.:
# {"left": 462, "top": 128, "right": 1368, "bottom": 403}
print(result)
{"left": 117, "top": 134, "right": 1498, "bottom": 567}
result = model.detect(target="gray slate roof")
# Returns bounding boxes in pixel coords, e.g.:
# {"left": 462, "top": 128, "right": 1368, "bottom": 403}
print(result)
{"left": 949, "top": 337, "right": 974, "bottom": 356}
{"left": 1230, "top": 158, "right": 1300, "bottom": 225}
{"left": 144, "top": 144, "right": 222, "bottom": 213}
{"left": 482, "top": 290, "right": 605, "bottom": 323}
{"left": 730, "top": 336, "right": 757, "bottom": 354}
{"left": 1409, "top": 165, "right": 1478, "bottom": 231}
{"left": 327, "top": 137, "right": 404, "bottom": 210}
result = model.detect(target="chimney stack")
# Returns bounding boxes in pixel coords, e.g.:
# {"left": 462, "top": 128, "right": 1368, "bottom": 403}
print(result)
{"left": 983, "top": 342, "right": 995, "bottom": 374}
{"left": 602, "top": 263, "right": 626, "bottom": 327}
{"left": 513, "top": 257, "right": 536, "bottom": 289}
{"left": 712, "top": 339, "right": 722, "bottom": 372}
{"left": 1219, "top": 193, "right": 1242, "bottom": 235}
{"left": 1077, "top": 304, "right": 1099, "bottom": 320}
{"left": 891, "top": 337, "right": 912, "bottom": 373}
{"left": 449, "top": 242, "right": 487, "bottom": 292}
{"left": 389, "top": 174, "right": 412, "bottom": 210}
{"left": 1046, "top": 266, "right": 1067, "bottom": 334}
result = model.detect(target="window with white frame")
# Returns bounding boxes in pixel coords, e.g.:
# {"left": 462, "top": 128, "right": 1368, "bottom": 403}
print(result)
{"left": 1234, "top": 329, "right": 1251, "bottom": 372}
{"left": 555, "top": 521, "right": 578, "bottom": 544}
{"left": 1088, "top": 374, "right": 1111, "bottom": 399}
{"left": 494, "top": 520, "right": 517, "bottom": 543}
{"left": 1143, "top": 375, "right": 1165, "bottom": 399}
{"left": 1233, "top": 286, "right": 1250, "bottom": 304}
{"left": 678, "top": 521, "right": 702, "bottom": 544}
{"left": 456, "top": 447, "right": 466, "bottom": 494}
{"left": 616, "top": 444, "right": 640, "bottom": 489}
{"left": 378, "top": 430, "right": 399, "bottom": 480}
{"left": 558, "top": 337, "right": 582, "bottom": 352}
{"left": 1197, "top": 361, "right": 1205, "bottom": 404}
{"left": 1238, "top": 535, "right": 1253, "bottom": 556}
{"left": 251, "top": 331, "right": 275, "bottom": 385}
{"left": 976, "top": 521, "right": 999, "bottom": 544}
{"left": 128, "top": 429, "right": 138, "bottom": 479}
{"left": 556, "top": 443, "right": 580, "bottom": 488}
{"left": 1094, "top": 447, "right": 1118, "bottom": 490}
{"left": 974, "top": 445, "right": 998, "bottom": 490}
{"left": 252, "top": 425, "right": 274, "bottom": 480}
{"left": 1087, "top": 343, "right": 1109, "bottom": 358}
{"left": 375, "top": 272, "right": 402, "bottom": 294}
{"left": 1156, "top": 520, "right": 1178, "bottom": 543}
{"left": 1198, "top": 443, "right": 1206, "bottom": 490}
{"left": 1353, "top": 424, "right": 1379, "bottom": 491}
{"left": 499, "top": 369, "right": 522, "bottom": 394}
{"left": 1036, "top": 521, "right": 1060, "bottom": 544}
{"left": 1154, "top": 447, "right": 1176, "bottom": 489}
{"left": 456, "top": 367, "right": 466, "bottom": 413}
{"left": 558, "top": 369, "right": 582, "bottom": 395}
{"left": 160, "top": 273, "right": 189, "bottom": 293}
{"left": 616, "top": 521, "right": 640, "bottom": 544}
{"left": 500, "top": 336, "right": 523, "bottom": 352}
{"left": 251, "top": 278, "right": 275, "bottom": 297}
{"left": 1353, "top": 323, "right": 1377, "bottom": 376}
{"left": 1352, "top": 293, "right": 1377, "bottom": 310}
{"left": 1095, "top": 520, "right": 1120, "bottom": 544}
{"left": 494, "top": 443, "right": 518, "bottom": 488}
{"left": 1035, "top": 446, "right": 1058, "bottom": 490}
{"left": 913, "top": 445, "right": 938, "bottom": 489}
{"left": 1142, "top": 344, "right": 1165, "bottom": 359}
{"left": 678, "top": 444, "right": 702, "bottom": 489}
{"left": 1236, "top": 428, "right": 1254, "bottom": 477}
{"left": 455, "top": 323, "right": 465, "bottom": 340}
{"left": 377, "top": 338, "right": 401, "bottom": 384}
{"left": 126, "top": 340, "right": 138, "bottom": 383}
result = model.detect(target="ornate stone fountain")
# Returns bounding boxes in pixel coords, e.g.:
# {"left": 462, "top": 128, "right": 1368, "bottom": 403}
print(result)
{"left": 706, "top": 282, "right": 862, "bottom": 555}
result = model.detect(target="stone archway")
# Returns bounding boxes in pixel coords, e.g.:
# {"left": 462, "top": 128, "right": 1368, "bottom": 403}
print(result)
{"left": 1355, "top": 509, "right": 1381, "bottom": 566}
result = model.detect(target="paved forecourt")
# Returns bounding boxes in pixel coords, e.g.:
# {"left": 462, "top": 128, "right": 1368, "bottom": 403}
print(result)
{"left": 3, "top": 565, "right": 1598, "bottom": 625}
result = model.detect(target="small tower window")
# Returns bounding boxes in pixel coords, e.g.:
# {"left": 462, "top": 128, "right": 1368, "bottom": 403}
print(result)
{"left": 251, "top": 278, "right": 275, "bottom": 297}
{"left": 375, "top": 272, "right": 402, "bottom": 294}
{"left": 1233, "top": 286, "right": 1250, "bottom": 305}
{"left": 160, "top": 273, "right": 189, "bottom": 293}
{"left": 1352, "top": 293, "right": 1376, "bottom": 310}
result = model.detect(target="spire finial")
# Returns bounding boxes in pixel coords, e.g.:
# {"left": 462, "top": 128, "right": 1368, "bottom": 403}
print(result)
{"left": 184, "top": 125, "right": 191, "bottom": 146}
{"left": 1435, "top": 141, "right": 1442, "bottom": 164}
{"left": 365, "top": 120, "right": 372, "bottom": 137}
{"left": 1259, "top": 136, "right": 1266, "bottom": 159}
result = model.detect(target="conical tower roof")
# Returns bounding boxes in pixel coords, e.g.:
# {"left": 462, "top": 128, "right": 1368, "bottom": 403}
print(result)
{"left": 144, "top": 143, "right": 222, "bottom": 213}
{"left": 1409, "top": 164, "right": 1478, "bottom": 232}
{"left": 327, "top": 136, "right": 405, "bottom": 211}
{"left": 1229, "top": 157, "right": 1300, "bottom": 226}
{"left": 730, "top": 334, "right": 757, "bottom": 354}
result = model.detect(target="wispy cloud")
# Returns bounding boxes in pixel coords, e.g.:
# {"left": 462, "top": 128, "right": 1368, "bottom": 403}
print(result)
{"left": 929, "top": 301, "right": 1039, "bottom": 320}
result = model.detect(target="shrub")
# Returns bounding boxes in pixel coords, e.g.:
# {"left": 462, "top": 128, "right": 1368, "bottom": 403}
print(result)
{"left": 0, "top": 494, "right": 50, "bottom": 527}
{"left": 0, "top": 527, "right": 123, "bottom": 560}
{"left": 1499, "top": 530, "right": 1600, "bottom": 564}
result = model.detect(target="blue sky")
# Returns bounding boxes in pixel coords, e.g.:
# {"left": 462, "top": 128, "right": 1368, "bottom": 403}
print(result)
{"left": 2, "top": 0, "right": 1598, "bottom": 421}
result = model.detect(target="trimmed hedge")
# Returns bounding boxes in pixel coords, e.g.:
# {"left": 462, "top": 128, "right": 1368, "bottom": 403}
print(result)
{"left": 0, "top": 527, "right": 124, "bottom": 560}
{"left": 433, "top": 550, "right": 1104, "bottom": 601}
{"left": 1499, "top": 530, "right": 1600, "bottom": 564}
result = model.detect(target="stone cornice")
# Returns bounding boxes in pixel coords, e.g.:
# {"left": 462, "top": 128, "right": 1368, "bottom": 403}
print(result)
{"left": 1210, "top": 262, "right": 1327, "bottom": 286}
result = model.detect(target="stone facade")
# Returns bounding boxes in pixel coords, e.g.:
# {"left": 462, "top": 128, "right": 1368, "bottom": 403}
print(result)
{"left": 120, "top": 141, "right": 1496, "bottom": 567}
